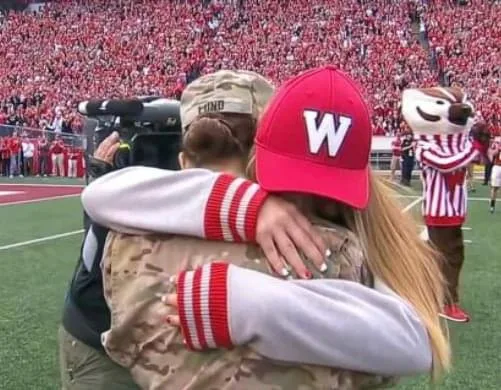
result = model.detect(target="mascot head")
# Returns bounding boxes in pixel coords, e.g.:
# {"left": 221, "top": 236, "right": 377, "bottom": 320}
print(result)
{"left": 402, "top": 87, "right": 474, "bottom": 135}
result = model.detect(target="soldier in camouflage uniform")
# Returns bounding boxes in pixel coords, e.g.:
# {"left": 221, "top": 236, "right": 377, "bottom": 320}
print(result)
{"left": 84, "top": 68, "right": 443, "bottom": 390}
{"left": 102, "top": 223, "right": 399, "bottom": 389}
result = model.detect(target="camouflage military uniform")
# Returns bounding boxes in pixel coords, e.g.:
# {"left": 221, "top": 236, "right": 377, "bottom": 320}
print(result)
{"left": 101, "top": 220, "right": 397, "bottom": 390}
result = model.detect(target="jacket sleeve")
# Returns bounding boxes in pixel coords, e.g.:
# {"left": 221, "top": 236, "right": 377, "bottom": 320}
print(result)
{"left": 176, "top": 262, "right": 432, "bottom": 377}
{"left": 415, "top": 140, "right": 482, "bottom": 172}
{"left": 81, "top": 167, "right": 268, "bottom": 242}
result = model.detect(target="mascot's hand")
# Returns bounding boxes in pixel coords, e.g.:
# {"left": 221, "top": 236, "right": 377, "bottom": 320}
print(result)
{"left": 471, "top": 121, "right": 490, "bottom": 153}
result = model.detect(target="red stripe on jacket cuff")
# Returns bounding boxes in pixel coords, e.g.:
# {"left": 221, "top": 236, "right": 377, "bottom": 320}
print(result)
{"left": 204, "top": 174, "right": 234, "bottom": 240}
{"left": 177, "top": 263, "right": 233, "bottom": 351}
{"left": 192, "top": 268, "right": 208, "bottom": 349}
{"left": 177, "top": 271, "right": 196, "bottom": 350}
{"left": 244, "top": 187, "right": 269, "bottom": 242}
{"left": 228, "top": 181, "right": 252, "bottom": 243}
{"left": 208, "top": 263, "right": 232, "bottom": 348}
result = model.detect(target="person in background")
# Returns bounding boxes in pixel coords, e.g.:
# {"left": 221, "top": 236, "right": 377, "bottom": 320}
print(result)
{"left": 67, "top": 146, "right": 79, "bottom": 178}
{"left": 400, "top": 131, "right": 415, "bottom": 186}
{"left": 8, "top": 131, "right": 22, "bottom": 178}
{"left": 37, "top": 135, "right": 50, "bottom": 177}
{"left": 0, "top": 137, "right": 10, "bottom": 177}
{"left": 50, "top": 136, "right": 65, "bottom": 176}
{"left": 489, "top": 136, "right": 501, "bottom": 213}
{"left": 390, "top": 133, "right": 402, "bottom": 181}
{"left": 466, "top": 162, "right": 476, "bottom": 193}
{"left": 484, "top": 137, "right": 497, "bottom": 185}
{"left": 22, "top": 136, "right": 34, "bottom": 176}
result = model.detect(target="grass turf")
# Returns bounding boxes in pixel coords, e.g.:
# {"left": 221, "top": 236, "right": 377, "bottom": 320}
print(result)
{"left": 0, "top": 177, "right": 499, "bottom": 389}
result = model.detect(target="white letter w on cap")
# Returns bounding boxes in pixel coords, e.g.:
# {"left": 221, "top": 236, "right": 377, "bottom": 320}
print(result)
{"left": 303, "top": 110, "right": 352, "bottom": 157}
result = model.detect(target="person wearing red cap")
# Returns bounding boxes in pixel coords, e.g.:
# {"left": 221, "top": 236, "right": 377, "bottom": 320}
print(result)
{"left": 161, "top": 66, "right": 449, "bottom": 381}
{"left": 83, "top": 67, "right": 449, "bottom": 382}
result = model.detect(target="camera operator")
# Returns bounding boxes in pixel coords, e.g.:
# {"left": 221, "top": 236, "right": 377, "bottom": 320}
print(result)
{"left": 59, "top": 131, "right": 325, "bottom": 389}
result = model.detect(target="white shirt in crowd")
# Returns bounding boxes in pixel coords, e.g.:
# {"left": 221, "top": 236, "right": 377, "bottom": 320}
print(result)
{"left": 22, "top": 141, "right": 34, "bottom": 158}
{"left": 51, "top": 117, "right": 63, "bottom": 133}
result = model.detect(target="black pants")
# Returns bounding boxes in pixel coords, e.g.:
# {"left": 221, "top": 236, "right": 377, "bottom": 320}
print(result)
{"left": 484, "top": 162, "right": 493, "bottom": 185}
{"left": 39, "top": 155, "right": 49, "bottom": 176}
{"left": 0, "top": 158, "right": 9, "bottom": 176}
{"left": 401, "top": 156, "right": 414, "bottom": 185}
{"left": 24, "top": 157, "right": 33, "bottom": 176}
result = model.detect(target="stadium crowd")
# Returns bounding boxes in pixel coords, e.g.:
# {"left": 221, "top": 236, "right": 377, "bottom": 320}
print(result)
{"left": 425, "top": 0, "right": 500, "bottom": 131}
{"left": 0, "top": 0, "right": 499, "bottom": 137}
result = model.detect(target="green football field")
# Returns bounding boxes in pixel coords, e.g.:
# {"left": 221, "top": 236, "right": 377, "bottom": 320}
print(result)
{"left": 0, "top": 176, "right": 499, "bottom": 389}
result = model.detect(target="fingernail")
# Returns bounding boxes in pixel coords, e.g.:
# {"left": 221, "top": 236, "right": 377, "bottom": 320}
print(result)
{"left": 161, "top": 295, "right": 167, "bottom": 303}
{"left": 280, "top": 268, "right": 290, "bottom": 277}
{"left": 319, "top": 263, "right": 328, "bottom": 273}
{"left": 304, "top": 270, "right": 313, "bottom": 279}
{"left": 325, "top": 248, "right": 332, "bottom": 258}
{"left": 166, "top": 316, "right": 172, "bottom": 324}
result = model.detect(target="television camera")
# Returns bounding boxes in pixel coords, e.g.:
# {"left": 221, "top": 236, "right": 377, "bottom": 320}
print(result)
{"left": 78, "top": 97, "right": 182, "bottom": 180}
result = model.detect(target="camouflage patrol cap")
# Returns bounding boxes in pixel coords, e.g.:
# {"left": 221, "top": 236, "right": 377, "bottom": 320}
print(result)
{"left": 180, "top": 70, "right": 275, "bottom": 131}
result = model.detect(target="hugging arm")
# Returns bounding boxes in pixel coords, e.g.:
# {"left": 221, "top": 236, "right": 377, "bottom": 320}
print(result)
{"left": 81, "top": 166, "right": 327, "bottom": 277}
{"left": 174, "top": 263, "right": 432, "bottom": 377}
{"left": 82, "top": 166, "right": 267, "bottom": 240}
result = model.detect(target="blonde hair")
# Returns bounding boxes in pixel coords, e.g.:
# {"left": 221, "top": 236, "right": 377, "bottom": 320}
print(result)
{"left": 352, "top": 174, "right": 450, "bottom": 380}
{"left": 247, "top": 152, "right": 451, "bottom": 380}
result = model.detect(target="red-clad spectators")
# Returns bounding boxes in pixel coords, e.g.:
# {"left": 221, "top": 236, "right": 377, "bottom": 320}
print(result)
{"left": 425, "top": 0, "right": 500, "bottom": 134}
{"left": 0, "top": 0, "right": 498, "bottom": 137}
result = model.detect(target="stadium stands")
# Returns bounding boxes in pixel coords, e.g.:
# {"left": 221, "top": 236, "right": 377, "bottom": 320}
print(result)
{"left": 0, "top": 0, "right": 499, "bottom": 138}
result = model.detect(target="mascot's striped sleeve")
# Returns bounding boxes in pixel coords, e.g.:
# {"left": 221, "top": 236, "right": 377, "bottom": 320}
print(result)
{"left": 82, "top": 166, "right": 268, "bottom": 241}
{"left": 415, "top": 134, "right": 484, "bottom": 226}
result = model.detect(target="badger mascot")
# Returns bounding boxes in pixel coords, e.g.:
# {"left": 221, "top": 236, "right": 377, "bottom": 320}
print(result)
{"left": 402, "top": 87, "right": 491, "bottom": 322}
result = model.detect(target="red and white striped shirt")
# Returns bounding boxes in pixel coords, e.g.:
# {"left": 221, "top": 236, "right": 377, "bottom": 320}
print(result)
{"left": 415, "top": 134, "right": 483, "bottom": 226}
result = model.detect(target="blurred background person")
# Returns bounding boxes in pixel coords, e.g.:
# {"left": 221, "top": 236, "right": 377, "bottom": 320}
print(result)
{"left": 8, "top": 130, "right": 21, "bottom": 178}
{"left": 400, "top": 131, "right": 415, "bottom": 187}
{"left": 50, "top": 136, "right": 65, "bottom": 176}
{"left": 489, "top": 136, "right": 501, "bottom": 214}
{"left": 22, "top": 135, "right": 34, "bottom": 176}
{"left": 67, "top": 146, "right": 79, "bottom": 178}
{"left": 37, "top": 135, "right": 50, "bottom": 177}
{"left": 0, "top": 136, "right": 9, "bottom": 177}
{"left": 390, "top": 133, "right": 402, "bottom": 181}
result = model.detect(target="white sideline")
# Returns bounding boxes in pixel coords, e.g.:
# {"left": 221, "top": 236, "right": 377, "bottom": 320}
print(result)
{"left": 0, "top": 193, "right": 475, "bottom": 252}
{"left": 396, "top": 194, "right": 490, "bottom": 201}
{"left": 402, "top": 197, "right": 422, "bottom": 213}
{"left": 0, "top": 230, "right": 84, "bottom": 251}
{"left": 0, "top": 193, "right": 80, "bottom": 207}
{"left": 0, "top": 183, "right": 84, "bottom": 188}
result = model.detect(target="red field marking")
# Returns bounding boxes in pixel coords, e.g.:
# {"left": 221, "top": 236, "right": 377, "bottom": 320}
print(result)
{"left": 0, "top": 184, "right": 82, "bottom": 205}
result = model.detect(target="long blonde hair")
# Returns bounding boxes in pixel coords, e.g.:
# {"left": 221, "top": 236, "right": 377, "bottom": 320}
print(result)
{"left": 247, "top": 152, "right": 450, "bottom": 380}
{"left": 351, "top": 174, "right": 450, "bottom": 380}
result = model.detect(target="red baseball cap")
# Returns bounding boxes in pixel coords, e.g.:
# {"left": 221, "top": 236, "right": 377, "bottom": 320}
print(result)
{"left": 255, "top": 66, "right": 372, "bottom": 209}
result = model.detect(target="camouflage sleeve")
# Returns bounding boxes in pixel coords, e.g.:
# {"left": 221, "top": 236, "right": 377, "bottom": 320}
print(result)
{"left": 176, "top": 262, "right": 432, "bottom": 376}
{"left": 81, "top": 166, "right": 268, "bottom": 241}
